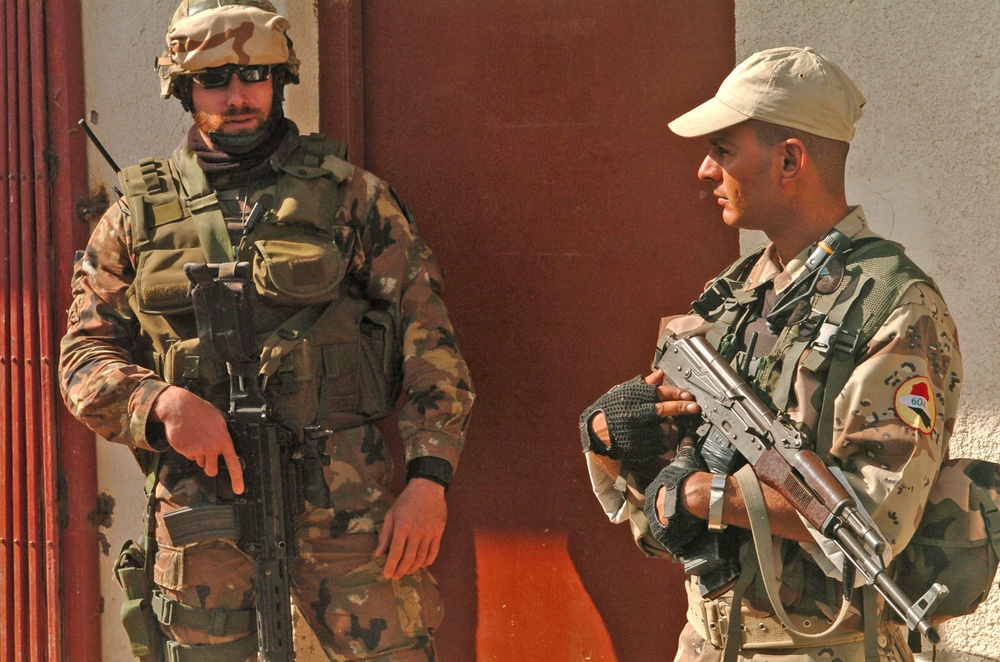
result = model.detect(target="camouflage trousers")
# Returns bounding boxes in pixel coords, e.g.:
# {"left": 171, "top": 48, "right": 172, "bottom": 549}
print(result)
{"left": 673, "top": 621, "right": 914, "bottom": 662}
{"left": 150, "top": 425, "right": 443, "bottom": 661}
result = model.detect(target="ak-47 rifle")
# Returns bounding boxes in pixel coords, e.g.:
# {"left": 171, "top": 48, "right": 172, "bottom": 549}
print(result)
{"left": 185, "top": 262, "right": 326, "bottom": 661}
{"left": 655, "top": 334, "right": 948, "bottom": 643}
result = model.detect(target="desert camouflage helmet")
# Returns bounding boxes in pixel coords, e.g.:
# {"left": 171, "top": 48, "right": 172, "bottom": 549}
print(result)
{"left": 157, "top": 0, "right": 300, "bottom": 101}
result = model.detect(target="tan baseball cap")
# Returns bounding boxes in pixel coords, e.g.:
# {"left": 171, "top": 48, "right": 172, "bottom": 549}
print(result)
{"left": 668, "top": 47, "right": 866, "bottom": 142}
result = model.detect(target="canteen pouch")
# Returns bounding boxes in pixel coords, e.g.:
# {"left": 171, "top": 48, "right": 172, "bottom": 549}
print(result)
{"left": 114, "top": 539, "right": 163, "bottom": 661}
{"left": 891, "top": 458, "right": 1000, "bottom": 622}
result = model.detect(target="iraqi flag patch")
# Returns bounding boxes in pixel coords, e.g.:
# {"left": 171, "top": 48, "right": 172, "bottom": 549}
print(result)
{"left": 894, "top": 376, "right": 936, "bottom": 434}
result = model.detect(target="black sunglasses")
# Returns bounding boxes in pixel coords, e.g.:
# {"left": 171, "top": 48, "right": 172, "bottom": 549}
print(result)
{"left": 192, "top": 64, "right": 273, "bottom": 89}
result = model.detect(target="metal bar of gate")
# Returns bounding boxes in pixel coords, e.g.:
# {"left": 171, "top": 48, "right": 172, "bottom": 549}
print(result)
{"left": 29, "top": 1, "right": 64, "bottom": 658}
{"left": 9, "top": 0, "right": 30, "bottom": 656}
{"left": 42, "top": 0, "right": 99, "bottom": 657}
{"left": 19, "top": 0, "right": 46, "bottom": 655}
{"left": 0, "top": 0, "right": 13, "bottom": 657}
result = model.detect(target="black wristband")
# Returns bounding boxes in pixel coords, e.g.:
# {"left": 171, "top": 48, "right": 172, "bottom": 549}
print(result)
{"left": 406, "top": 456, "right": 454, "bottom": 491}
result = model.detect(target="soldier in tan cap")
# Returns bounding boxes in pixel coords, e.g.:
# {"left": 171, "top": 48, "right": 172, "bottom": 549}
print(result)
{"left": 59, "top": 1, "right": 474, "bottom": 660}
{"left": 581, "top": 47, "right": 961, "bottom": 661}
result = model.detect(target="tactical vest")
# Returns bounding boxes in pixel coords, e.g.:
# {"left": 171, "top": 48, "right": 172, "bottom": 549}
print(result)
{"left": 118, "top": 134, "right": 401, "bottom": 435}
{"left": 687, "top": 236, "right": 936, "bottom": 458}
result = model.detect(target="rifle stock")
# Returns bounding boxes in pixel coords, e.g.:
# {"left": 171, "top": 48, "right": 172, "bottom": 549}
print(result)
{"left": 655, "top": 334, "right": 948, "bottom": 642}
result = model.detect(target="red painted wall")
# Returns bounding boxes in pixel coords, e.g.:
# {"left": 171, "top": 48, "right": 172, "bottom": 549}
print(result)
{"left": 322, "top": 2, "right": 737, "bottom": 659}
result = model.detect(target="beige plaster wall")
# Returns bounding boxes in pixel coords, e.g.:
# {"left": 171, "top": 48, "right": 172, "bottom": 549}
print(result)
{"left": 80, "top": 2, "right": 318, "bottom": 658}
{"left": 735, "top": 2, "right": 1000, "bottom": 660}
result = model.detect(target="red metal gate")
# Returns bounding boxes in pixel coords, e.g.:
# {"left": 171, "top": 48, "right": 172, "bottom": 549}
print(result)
{"left": 318, "top": 2, "right": 737, "bottom": 659}
{"left": 1, "top": 1, "right": 97, "bottom": 660}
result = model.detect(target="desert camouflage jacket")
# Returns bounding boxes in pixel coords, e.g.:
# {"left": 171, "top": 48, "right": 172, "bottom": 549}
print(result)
{"left": 59, "top": 124, "right": 474, "bottom": 473}
{"left": 588, "top": 207, "right": 962, "bottom": 624}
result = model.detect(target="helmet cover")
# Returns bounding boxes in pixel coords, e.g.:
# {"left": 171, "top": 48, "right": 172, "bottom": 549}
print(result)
{"left": 157, "top": 0, "right": 300, "bottom": 100}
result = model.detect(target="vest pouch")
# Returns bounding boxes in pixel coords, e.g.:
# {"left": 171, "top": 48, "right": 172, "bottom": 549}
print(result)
{"left": 307, "top": 301, "right": 400, "bottom": 430}
{"left": 357, "top": 308, "right": 401, "bottom": 421}
{"left": 252, "top": 236, "right": 347, "bottom": 305}
{"left": 268, "top": 340, "right": 321, "bottom": 434}
{"left": 159, "top": 337, "right": 228, "bottom": 388}
{"left": 274, "top": 164, "right": 338, "bottom": 232}
{"left": 133, "top": 247, "right": 206, "bottom": 315}
{"left": 158, "top": 338, "right": 230, "bottom": 412}
{"left": 312, "top": 340, "right": 362, "bottom": 430}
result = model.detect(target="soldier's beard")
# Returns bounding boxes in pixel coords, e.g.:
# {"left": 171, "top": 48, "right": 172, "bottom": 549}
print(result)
{"left": 194, "top": 104, "right": 277, "bottom": 155}
{"left": 193, "top": 104, "right": 269, "bottom": 135}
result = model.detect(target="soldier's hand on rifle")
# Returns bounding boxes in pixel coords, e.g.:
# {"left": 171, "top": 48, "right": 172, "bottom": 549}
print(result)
{"left": 375, "top": 478, "right": 447, "bottom": 580}
{"left": 150, "top": 385, "right": 245, "bottom": 494}
{"left": 643, "top": 437, "right": 711, "bottom": 556}
{"left": 581, "top": 370, "right": 701, "bottom": 461}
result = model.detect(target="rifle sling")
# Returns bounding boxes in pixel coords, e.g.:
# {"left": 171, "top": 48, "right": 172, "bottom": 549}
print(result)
{"left": 730, "top": 465, "right": 857, "bottom": 654}
{"left": 142, "top": 452, "right": 163, "bottom": 582}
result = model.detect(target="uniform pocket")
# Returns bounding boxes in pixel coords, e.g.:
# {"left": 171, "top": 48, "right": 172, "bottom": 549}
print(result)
{"left": 153, "top": 542, "right": 185, "bottom": 591}
{"left": 291, "top": 534, "right": 443, "bottom": 658}
{"left": 392, "top": 567, "right": 444, "bottom": 638}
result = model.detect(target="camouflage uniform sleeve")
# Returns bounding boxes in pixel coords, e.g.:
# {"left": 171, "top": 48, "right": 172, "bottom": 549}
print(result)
{"left": 830, "top": 282, "right": 962, "bottom": 555}
{"left": 58, "top": 203, "right": 171, "bottom": 451}
{"left": 355, "top": 179, "right": 474, "bottom": 472}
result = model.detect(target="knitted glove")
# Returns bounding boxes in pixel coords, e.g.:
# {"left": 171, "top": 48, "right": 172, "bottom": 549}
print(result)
{"left": 580, "top": 376, "right": 666, "bottom": 461}
{"left": 644, "top": 442, "right": 708, "bottom": 556}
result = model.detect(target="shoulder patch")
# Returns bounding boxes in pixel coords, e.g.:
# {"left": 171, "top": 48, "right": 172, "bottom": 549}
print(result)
{"left": 894, "top": 376, "right": 936, "bottom": 434}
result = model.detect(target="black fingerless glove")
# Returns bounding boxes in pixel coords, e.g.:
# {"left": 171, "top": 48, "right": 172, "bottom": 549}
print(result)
{"left": 644, "top": 443, "right": 707, "bottom": 556}
{"left": 579, "top": 376, "right": 666, "bottom": 461}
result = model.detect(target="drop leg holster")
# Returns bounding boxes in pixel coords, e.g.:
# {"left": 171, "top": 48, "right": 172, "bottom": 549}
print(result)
{"left": 114, "top": 453, "right": 165, "bottom": 661}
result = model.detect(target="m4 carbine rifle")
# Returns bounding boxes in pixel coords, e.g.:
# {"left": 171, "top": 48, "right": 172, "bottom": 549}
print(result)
{"left": 185, "top": 262, "right": 330, "bottom": 661}
{"left": 655, "top": 334, "right": 948, "bottom": 643}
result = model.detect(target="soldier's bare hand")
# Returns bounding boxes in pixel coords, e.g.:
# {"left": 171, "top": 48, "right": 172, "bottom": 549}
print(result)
{"left": 150, "top": 386, "right": 245, "bottom": 494}
{"left": 375, "top": 478, "right": 447, "bottom": 580}
{"left": 644, "top": 369, "right": 702, "bottom": 418}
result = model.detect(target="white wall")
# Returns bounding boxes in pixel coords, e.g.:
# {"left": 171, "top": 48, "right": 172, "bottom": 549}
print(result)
{"left": 80, "top": 2, "right": 319, "bottom": 658}
{"left": 735, "top": 2, "right": 1000, "bottom": 660}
